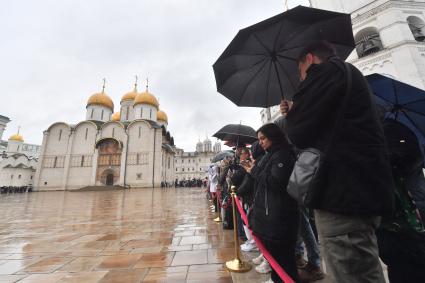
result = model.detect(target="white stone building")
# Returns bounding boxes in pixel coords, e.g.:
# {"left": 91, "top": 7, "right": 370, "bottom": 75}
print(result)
{"left": 0, "top": 115, "right": 41, "bottom": 157}
{"left": 174, "top": 138, "right": 221, "bottom": 180}
{"left": 34, "top": 83, "right": 176, "bottom": 191}
{"left": 261, "top": 0, "right": 425, "bottom": 123}
{"left": 0, "top": 131, "right": 38, "bottom": 187}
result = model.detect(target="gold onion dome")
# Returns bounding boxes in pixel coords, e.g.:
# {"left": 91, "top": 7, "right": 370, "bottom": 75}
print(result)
{"left": 111, "top": 112, "right": 121, "bottom": 122}
{"left": 87, "top": 91, "right": 114, "bottom": 110}
{"left": 121, "top": 89, "right": 138, "bottom": 102}
{"left": 134, "top": 90, "right": 159, "bottom": 109}
{"left": 157, "top": 110, "right": 168, "bottom": 122}
{"left": 122, "top": 76, "right": 139, "bottom": 102}
{"left": 9, "top": 133, "right": 24, "bottom": 142}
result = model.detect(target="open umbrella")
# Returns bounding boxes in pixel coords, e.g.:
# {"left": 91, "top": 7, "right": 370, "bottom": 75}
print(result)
{"left": 212, "top": 150, "right": 234, "bottom": 163}
{"left": 367, "top": 73, "right": 425, "bottom": 158}
{"left": 213, "top": 124, "right": 257, "bottom": 145}
{"left": 213, "top": 6, "right": 355, "bottom": 106}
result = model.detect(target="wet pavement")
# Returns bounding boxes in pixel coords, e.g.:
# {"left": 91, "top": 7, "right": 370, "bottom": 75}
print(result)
{"left": 0, "top": 188, "right": 235, "bottom": 283}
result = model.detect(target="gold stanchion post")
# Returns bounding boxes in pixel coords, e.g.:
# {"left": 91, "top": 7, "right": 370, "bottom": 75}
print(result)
{"left": 214, "top": 188, "right": 222, "bottom": 222}
{"left": 225, "top": 186, "right": 251, "bottom": 272}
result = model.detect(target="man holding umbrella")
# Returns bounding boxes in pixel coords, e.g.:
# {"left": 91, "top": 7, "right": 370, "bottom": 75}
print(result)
{"left": 286, "top": 41, "right": 394, "bottom": 282}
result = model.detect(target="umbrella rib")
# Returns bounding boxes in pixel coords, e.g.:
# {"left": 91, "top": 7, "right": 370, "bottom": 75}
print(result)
{"left": 273, "top": 62, "right": 286, "bottom": 99}
{"left": 277, "top": 45, "right": 307, "bottom": 54}
{"left": 272, "top": 21, "right": 286, "bottom": 53}
{"left": 373, "top": 92, "right": 396, "bottom": 105}
{"left": 403, "top": 97, "right": 425, "bottom": 106}
{"left": 218, "top": 56, "right": 269, "bottom": 93}
{"left": 276, "top": 54, "right": 297, "bottom": 61}
{"left": 253, "top": 33, "right": 272, "bottom": 54}
{"left": 391, "top": 80, "right": 399, "bottom": 105}
{"left": 265, "top": 60, "right": 273, "bottom": 107}
{"left": 275, "top": 57, "right": 297, "bottom": 94}
{"left": 399, "top": 109, "right": 425, "bottom": 138}
{"left": 237, "top": 59, "right": 270, "bottom": 104}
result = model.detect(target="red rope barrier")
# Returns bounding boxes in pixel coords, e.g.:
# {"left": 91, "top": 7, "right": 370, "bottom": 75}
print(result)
{"left": 234, "top": 195, "right": 295, "bottom": 283}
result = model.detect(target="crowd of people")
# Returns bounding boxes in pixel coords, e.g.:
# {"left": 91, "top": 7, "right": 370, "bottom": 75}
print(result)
{"left": 0, "top": 186, "right": 33, "bottom": 194}
{"left": 206, "top": 41, "right": 425, "bottom": 283}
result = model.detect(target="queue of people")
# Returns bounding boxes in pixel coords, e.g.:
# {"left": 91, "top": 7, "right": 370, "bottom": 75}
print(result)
{"left": 207, "top": 41, "right": 425, "bottom": 283}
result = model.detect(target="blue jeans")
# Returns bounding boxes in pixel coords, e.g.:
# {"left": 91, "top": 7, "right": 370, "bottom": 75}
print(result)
{"left": 295, "top": 207, "right": 321, "bottom": 267}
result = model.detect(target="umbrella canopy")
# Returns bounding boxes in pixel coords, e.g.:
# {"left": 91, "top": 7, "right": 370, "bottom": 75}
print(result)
{"left": 211, "top": 150, "right": 234, "bottom": 163}
{"left": 383, "top": 120, "right": 423, "bottom": 173}
{"left": 367, "top": 73, "right": 425, "bottom": 158}
{"left": 213, "top": 124, "right": 257, "bottom": 145}
{"left": 213, "top": 5, "right": 355, "bottom": 106}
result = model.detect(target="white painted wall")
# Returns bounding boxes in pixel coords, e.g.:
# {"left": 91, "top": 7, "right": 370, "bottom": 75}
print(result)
{"left": 133, "top": 104, "right": 158, "bottom": 122}
{"left": 120, "top": 101, "right": 135, "bottom": 122}
{"left": 86, "top": 105, "right": 113, "bottom": 122}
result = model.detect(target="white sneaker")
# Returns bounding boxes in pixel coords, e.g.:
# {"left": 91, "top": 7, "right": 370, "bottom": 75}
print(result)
{"left": 252, "top": 253, "right": 264, "bottom": 265}
{"left": 255, "top": 259, "right": 271, "bottom": 274}
{"left": 240, "top": 242, "right": 258, "bottom": 252}
{"left": 262, "top": 279, "right": 274, "bottom": 283}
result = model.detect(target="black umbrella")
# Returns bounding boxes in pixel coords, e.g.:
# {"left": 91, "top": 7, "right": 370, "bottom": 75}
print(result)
{"left": 213, "top": 6, "right": 355, "bottom": 106}
{"left": 213, "top": 124, "right": 257, "bottom": 145}
{"left": 211, "top": 150, "right": 235, "bottom": 163}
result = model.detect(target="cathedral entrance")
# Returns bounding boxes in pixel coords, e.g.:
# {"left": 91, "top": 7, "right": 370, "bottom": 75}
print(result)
{"left": 106, "top": 173, "right": 114, "bottom": 186}
{"left": 95, "top": 138, "right": 122, "bottom": 186}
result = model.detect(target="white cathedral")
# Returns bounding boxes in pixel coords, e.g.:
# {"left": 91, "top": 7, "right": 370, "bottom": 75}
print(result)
{"left": 34, "top": 81, "right": 176, "bottom": 191}
{"left": 262, "top": 0, "right": 425, "bottom": 123}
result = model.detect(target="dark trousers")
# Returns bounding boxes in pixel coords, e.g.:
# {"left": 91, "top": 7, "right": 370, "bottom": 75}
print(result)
{"left": 261, "top": 236, "right": 300, "bottom": 283}
{"left": 377, "top": 228, "right": 425, "bottom": 283}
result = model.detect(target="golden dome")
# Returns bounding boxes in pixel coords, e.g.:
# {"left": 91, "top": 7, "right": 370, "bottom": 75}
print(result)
{"left": 121, "top": 87, "right": 138, "bottom": 102}
{"left": 9, "top": 133, "right": 24, "bottom": 142}
{"left": 87, "top": 92, "right": 114, "bottom": 110}
{"left": 111, "top": 112, "right": 121, "bottom": 122}
{"left": 157, "top": 110, "right": 168, "bottom": 123}
{"left": 134, "top": 90, "right": 159, "bottom": 109}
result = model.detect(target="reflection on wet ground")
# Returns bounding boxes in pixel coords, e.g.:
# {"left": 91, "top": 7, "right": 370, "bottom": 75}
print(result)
{"left": 0, "top": 188, "right": 234, "bottom": 282}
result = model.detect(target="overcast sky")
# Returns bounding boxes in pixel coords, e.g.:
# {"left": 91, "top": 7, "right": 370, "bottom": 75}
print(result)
{"left": 0, "top": 0, "right": 309, "bottom": 151}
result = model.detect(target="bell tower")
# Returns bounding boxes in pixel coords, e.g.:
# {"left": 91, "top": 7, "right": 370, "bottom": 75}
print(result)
{"left": 310, "top": 0, "right": 425, "bottom": 89}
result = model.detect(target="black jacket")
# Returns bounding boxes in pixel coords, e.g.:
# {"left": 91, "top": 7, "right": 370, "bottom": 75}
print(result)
{"left": 286, "top": 57, "right": 394, "bottom": 216}
{"left": 249, "top": 143, "right": 299, "bottom": 241}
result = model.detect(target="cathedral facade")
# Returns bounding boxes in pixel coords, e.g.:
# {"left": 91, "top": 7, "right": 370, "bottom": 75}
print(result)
{"left": 0, "top": 132, "right": 38, "bottom": 188}
{"left": 34, "top": 83, "right": 175, "bottom": 191}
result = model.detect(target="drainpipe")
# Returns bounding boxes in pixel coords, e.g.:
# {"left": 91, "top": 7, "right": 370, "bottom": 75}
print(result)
{"left": 123, "top": 131, "right": 129, "bottom": 187}
{"left": 152, "top": 128, "right": 156, "bottom": 188}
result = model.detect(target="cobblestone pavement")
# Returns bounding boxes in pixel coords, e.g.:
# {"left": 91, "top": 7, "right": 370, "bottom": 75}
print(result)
{"left": 0, "top": 188, "right": 236, "bottom": 283}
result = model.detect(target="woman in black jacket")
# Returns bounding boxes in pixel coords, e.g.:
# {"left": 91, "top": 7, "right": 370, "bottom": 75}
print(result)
{"left": 242, "top": 123, "right": 299, "bottom": 283}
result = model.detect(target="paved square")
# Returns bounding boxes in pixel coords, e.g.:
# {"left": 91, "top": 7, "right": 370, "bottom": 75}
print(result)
{"left": 0, "top": 188, "right": 233, "bottom": 283}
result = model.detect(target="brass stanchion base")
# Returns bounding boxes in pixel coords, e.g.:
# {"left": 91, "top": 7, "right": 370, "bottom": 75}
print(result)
{"left": 213, "top": 216, "right": 222, "bottom": 222}
{"left": 225, "top": 258, "right": 252, "bottom": 272}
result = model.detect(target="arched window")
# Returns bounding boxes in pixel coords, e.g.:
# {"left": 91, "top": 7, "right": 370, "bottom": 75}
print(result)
{"left": 407, "top": 16, "right": 425, "bottom": 42}
{"left": 112, "top": 128, "right": 115, "bottom": 138}
{"left": 150, "top": 109, "right": 152, "bottom": 119}
{"left": 354, "top": 27, "right": 383, "bottom": 58}
{"left": 126, "top": 106, "right": 129, "bottom": 120}
{"left": 85, "top": 128, "right": 88, "bottom": 140}
{"left": 101, "top": 109, "right": 104, "bottom": 120}
{"left": 59, "top": 129, "right": 62, "bottom": 141}
{"left": 140, "top": 108, "right": 143, "bottom": 118}
{"left": 91, "top": 108, "right": 94, "bottom": 119}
